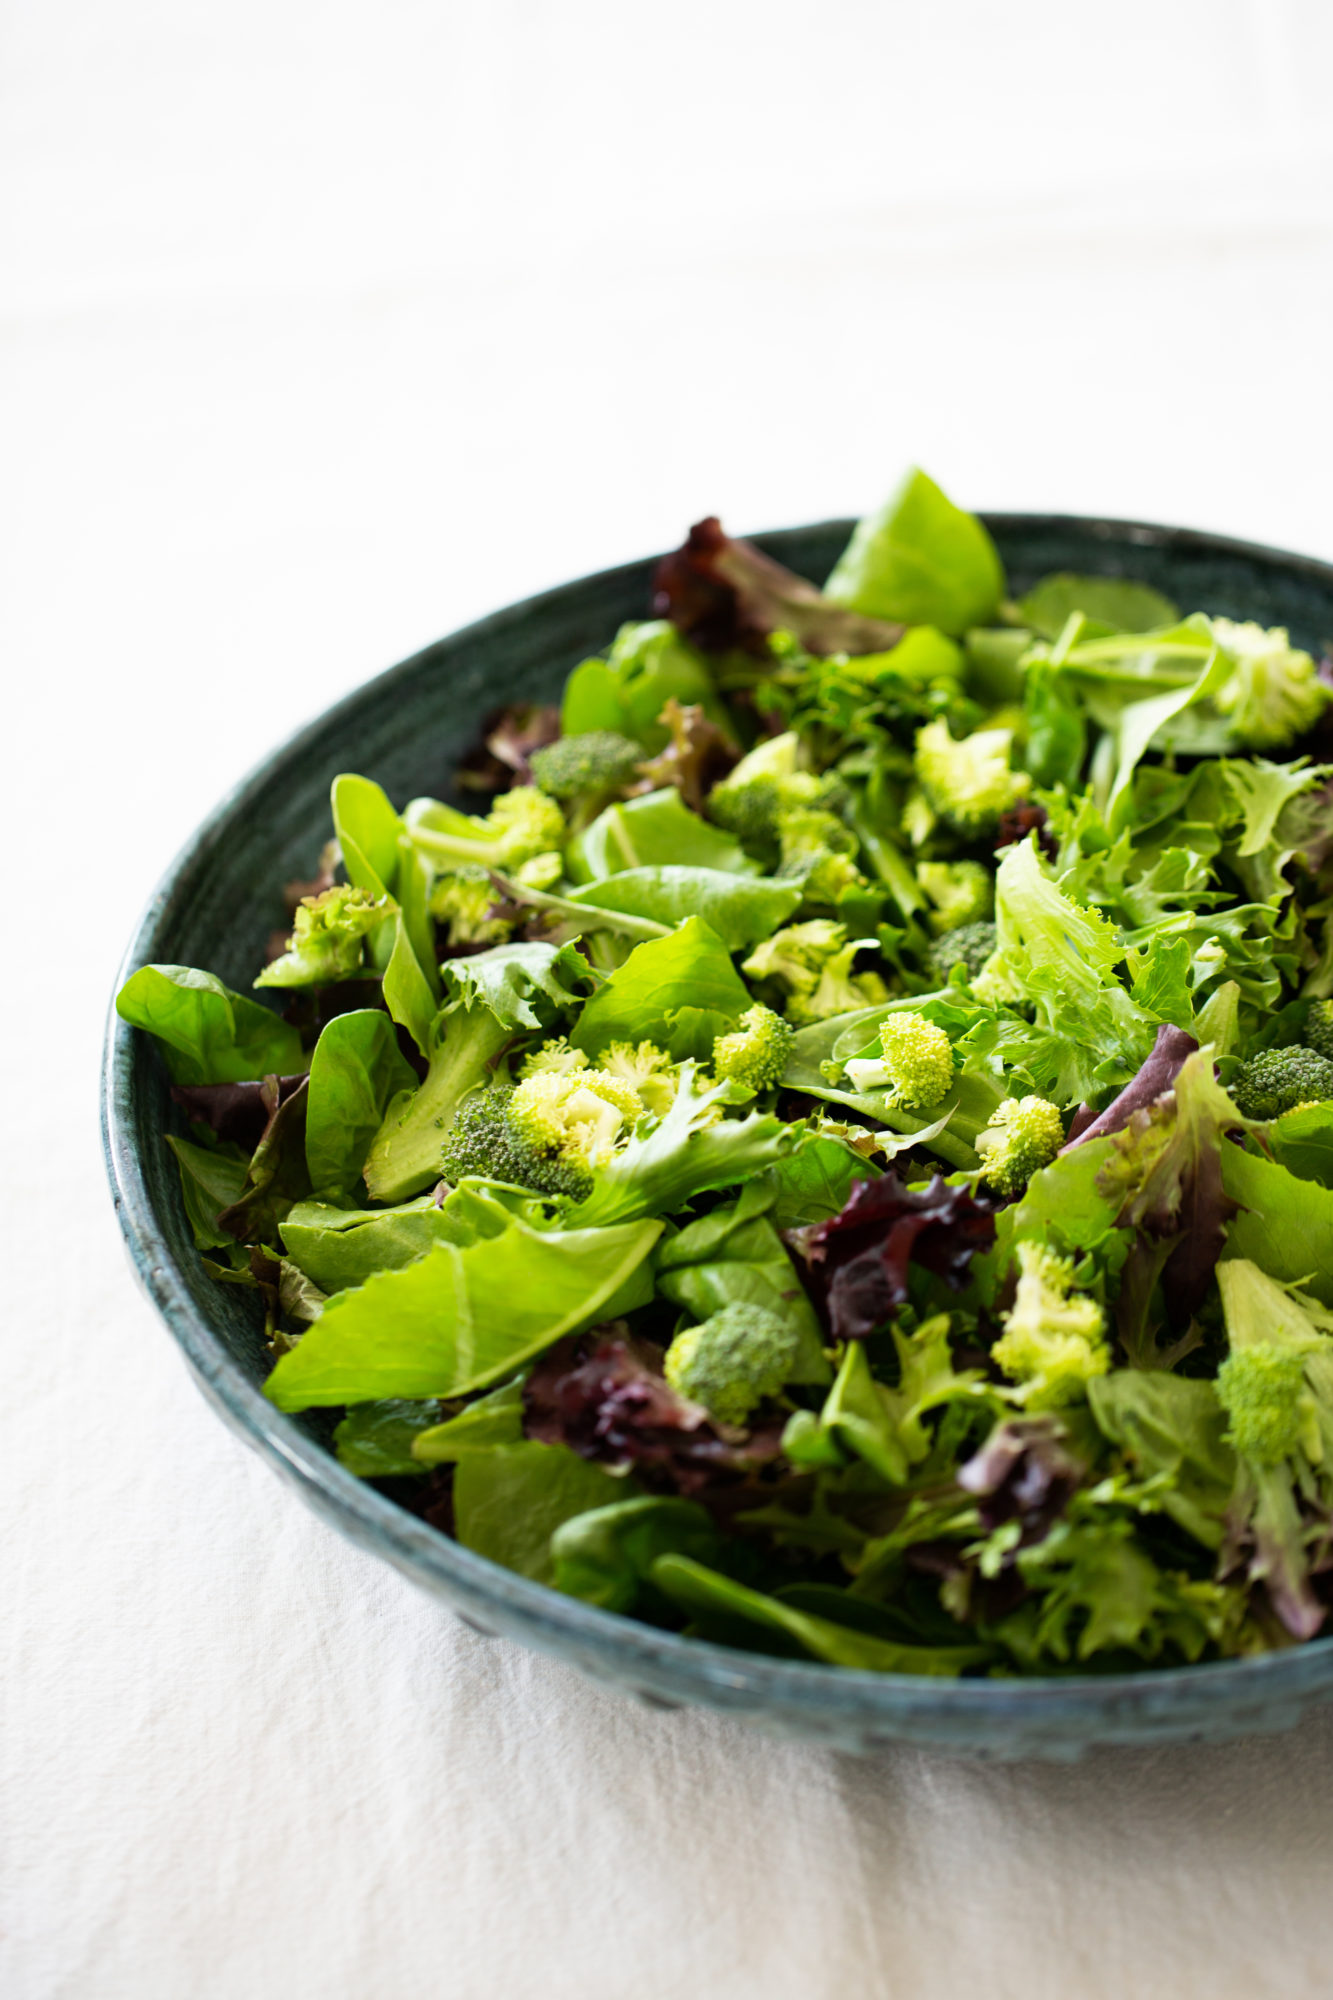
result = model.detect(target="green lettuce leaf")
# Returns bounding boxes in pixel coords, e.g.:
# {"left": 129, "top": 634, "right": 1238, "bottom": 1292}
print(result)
{"left": 552, "top": 1497, "right": 721, "bottom": 1612}
{"left": 566, "top": 867, "right": 801, "bottom": 952}
{"left": 454, "top": 1444, "right": 631, "bottom": 1585}
{"left": 823, "top": 468, "right": 1005, "bottom": 635}
{"left": 561, "top": 620, "right": 730, "bottom": 752}
{"left": 571, "top": 917, "right": 750, "bottom": 1056}
{"left": 333, "top": 1399, "right": 443, "bottom": 1476}
{"left": 304, "top": 1010, "right": 419, "bottom": 1197}
{"left": 572, "top": 787, "right": 755, "bottom": 880}
{"left": 1018, "top": 573, "right": 1178, "bottom": 640}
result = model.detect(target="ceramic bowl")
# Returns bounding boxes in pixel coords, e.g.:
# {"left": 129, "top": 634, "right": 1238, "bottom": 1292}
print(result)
{"left": 102, "top": 515, "right": 1333, "bottom": 1759}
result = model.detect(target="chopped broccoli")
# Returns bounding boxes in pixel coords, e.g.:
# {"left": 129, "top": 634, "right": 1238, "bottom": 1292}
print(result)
{"left": 712, "top": 1004, "right": 793, "bottom": 1093}
{"left": 508, "top": 1066, "right": 642, "bottom": 1165}
{"left": 528, "top": 730, "right": 642, "bottom": 800}
{"left": 1211, "top": 619, "right": 1331, "bottom": 751}
{"left": 843, "top": 1011, "right": 955, "bottom": 1112}
{"left": 928, "top": 920, "right": 997, "bottom": 984}
{"left": 742, "top": 920, "right": 889, "bottom": 1025}
{"left": 975, "top": 1095, "right": 1064, "bottom": 1197}
{"left": 1214, "top": 1259, "right": 1333, "bottom": 1638}
{"left": 663, "top": 1301, "right": 801, "bottom": 1426}
{"left": 430, "top": 867, "right": 510, "bottom": 946}
{"left": 438, "top": 1084, "right": 595, "bottom": 1202}
{"left": 775, "top": 807, "right": 867, "bottom": 905}
{"left": 706, "top": 731, "right": 845, "bottom": 853}
{"left": 917, "top": 859, "right": 994, "bottom": 937}
{"left": 1230, "top": 1045, "right": 1333, "bottom": 1119}
{"left": 1305, "top": 1000, "right": 1333, "bottom": 1064}
{"left": 255, "top": 885, "right": 388, "bottom": 988}
{"left": 597, "top": 1039, "right": 682, "bottom": 1118}
{"left": 991, "top": 1240, "right": 1109, "bottom": 1410}
{"left": 408, "top": 786, "right": 566, "bottom": 872}
{"left": 914, "top": 719, "right": 1030, "bottom": 836}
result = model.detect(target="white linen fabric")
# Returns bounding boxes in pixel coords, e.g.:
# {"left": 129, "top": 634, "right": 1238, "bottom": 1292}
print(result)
{"left": 4, "top": 4, "right": 1333, "bottom": 1994}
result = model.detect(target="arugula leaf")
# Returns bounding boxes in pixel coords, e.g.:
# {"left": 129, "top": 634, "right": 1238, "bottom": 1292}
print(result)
{"left": 823, "top": 468, "right": 1006, "bottom": 635}
{"left": 653, "top": 1179, "right": 830, "bottom": 1384}
{"left": 454, "top": 1444, "right": 631, "bottom": 1585}
{"left": 566, "top": 867, "right": 802, "bottom": 952}
{"left": 570, "top": 917, "right": 750, "bottom": 1057}
{"left": 264, "top": 1207, "right": 663, "bottom": 1407}
{"left": 650, "top": 1554, "right": 989, "bottom": 1672}
{"left": 304, "top": 1010, "right": 418, "bottom": 1197}
{"left": 117, "top": 965, "right": 305, "bottom": 1085}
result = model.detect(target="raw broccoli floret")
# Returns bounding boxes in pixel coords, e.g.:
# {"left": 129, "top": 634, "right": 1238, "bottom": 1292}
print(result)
{"left": 1305, "top": 1000, "right": 1333, "bottom": 1064}
{"left": 409, "top": 786, "right": 566, "bottom": 872}
{"left": 706, "top": 732, "right": 845, "bottom": 853}
{"left": 519, "top": 1037, "right": 590, "bottom": 1080}
{"left": 975, "top": 1095, "right": 1064, "bottom": 1197}
{"left": 712, "top": 1004, "right": 793, "bottom": 1093}
{"left": 663, "top": 1302, "right": 801, "bottom": 1426}
{"left": 596, "top": 1039, "right": 682, "bottom": 1118}
{"left": 508, "top": 1066, "right": 642, "bottom": 1165}
{"left": 774, "top": 807, "right": 866, "bottom": 905}
{"left": 430, "top": 867, "right": 511, "bottom": 946}
{"left": 917, "top": 859, "right": 994, "bottom": 937}
{"left": 1210, "top": 619, "right": 1331, "bottom": 751}
{"left": 843, "top": 1011, "right": 955, "bottom": 1112}
{"left": 928, "top": 920, "right": 997, "bottom": 984}
{"left": 1214, "top": 1259, "right": 1333, "bottom": 1638}
{"left": 742, "top": 920, "right": 889, "bottom": 1025}
{"left": 528, "top": 730, "right": 642, "bottom": 800}
{"left": 914, "top": 719, "right": 1030, "bottom": 836}
{"left": 255, "top": 885, "right": 388, "bottom": 988}
{"left": 438, "top": 1084, "right": 595, "bottom": 1202}
{"left": 991, "top": 1240, "right": 1109, "bottom": 1410}
{"left": 1230, "top": 1045, "right": 1333, "bottom": 1119}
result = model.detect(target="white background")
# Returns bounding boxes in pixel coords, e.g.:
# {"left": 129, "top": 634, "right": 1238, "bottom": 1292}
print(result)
{"left": 5, "top": 3, "right": 1333, "bottom": 1994}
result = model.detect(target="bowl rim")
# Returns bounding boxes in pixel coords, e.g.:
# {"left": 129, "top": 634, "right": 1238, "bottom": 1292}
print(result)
{"left": 101, "top": 510, "right": 1333, "bottom": 1726}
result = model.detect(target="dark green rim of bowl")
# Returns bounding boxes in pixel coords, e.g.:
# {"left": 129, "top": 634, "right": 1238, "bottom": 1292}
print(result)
{"left": 101, "top": 514, "right": 1333, "bottom": 1758}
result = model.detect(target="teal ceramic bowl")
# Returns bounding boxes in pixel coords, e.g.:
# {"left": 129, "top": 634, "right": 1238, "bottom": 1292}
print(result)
{"left": 102, "top": 515, "right": 1333, "bottom": 1759}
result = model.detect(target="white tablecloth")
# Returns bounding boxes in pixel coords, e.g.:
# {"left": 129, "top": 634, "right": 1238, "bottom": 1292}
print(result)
{"left": 6, "top": 4, "right": 1333, "bottom": 1993}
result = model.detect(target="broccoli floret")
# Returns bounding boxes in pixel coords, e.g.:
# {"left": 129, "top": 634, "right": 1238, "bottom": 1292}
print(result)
{"left": 712, "top": 1004, "right": 793, "bottom": 1093}
{"left": 1306, "top": 1000, "right": 1333, "bottom": 1064}
{"left": 1214, "top": 1259, "right": 1333, "bottom": 1638}
{"left": 528, "top": 730, "right": 642, "bottom": 799}
{"left": 914, "top": 719, "right": 1030, "bottom": 836}
{"left": 439, "top": 1084, "right": 594, "bottom": 1202}
{"left": 1210, "top": 618, "right": 1332, "bottom": 751}
{"left": 508, "top": 1066, "right": 642, "bottom": 1165}
{"left": 774, "top": 806, "right": 867, "bottom": 905}
{"left": 843, "top": 1011, "right": 955, "bottom": 1112}
{"left": 255, "top": 884, "right": 388, "bottom": 989}
{"left": 742, "top": 920, "right": 889, "bottom": 1025}
{"left": 519, "top": 1037, "right": 590, "bottom": 1080}
{"left": 975, "top": 1095, "right": 1064, "bottom": 1197}
{"left": 596, "top": 1039, "right": 682, "bottom": 1118}
{"left": 430, "top": 867, "right": 511, "bottom": 946}
{"left": 409, "top": 786, "right": 566, "bottom": 872}
{"left": 663, "top": 1302, "right": 801, "bottom": 1426}
{"left": 1230, "top": 1045, "right": 1333, "bottom": 1119}
{"left": 917, "top": 859, "right": 994, "bottom": 937}
{"left": 990, "top": 1240, "right": 1109, "bottom": 1410}
{"left": 928, "top": 920, "right": 997, "bottom": 984}
{"left": 706, "top": 732, "right": 845, "bottom": 853}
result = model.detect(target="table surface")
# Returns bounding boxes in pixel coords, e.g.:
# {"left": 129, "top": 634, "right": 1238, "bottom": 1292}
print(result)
{"left": 6, "top": 3, "right": 1333, "bottom": 1994}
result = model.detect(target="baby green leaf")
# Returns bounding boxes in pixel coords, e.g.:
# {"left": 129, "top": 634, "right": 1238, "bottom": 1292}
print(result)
{"left": 117, "top": 965, "right": 305, "bottom": 1085}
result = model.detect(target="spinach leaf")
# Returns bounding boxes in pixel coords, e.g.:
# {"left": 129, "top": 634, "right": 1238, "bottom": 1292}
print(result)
{"left": 453, "top": 1444, "right": 630, "bottom": 1585}
{"left": 1018, "top": 573, "right": 1178, "bottom": 640}
{"left": 650, "top": 1555, "right": 988, "bottom": 1672}
{"left": 823, "top": 468, "right": 1005, "bottom": 635}
{"left": 117, "top": 965, "right": 305, "bottom": 1085}
{"left": 571, "top": 917, "right": 750, "bottom": 1056}
{"left": 573, "top": 787, "right": 755, "bottom": 880}
{"left": 334, "top": 1399, "right": 444, "bottom": 1477}
{"left": 166, "top": 1134, "right": 251, "bottom": 1249}
{"left": 264, "top": 1211, "right": 663, "bottom": 1407}
{"left": 566, "top": 867, "right": 801, "bottom": 952}
{"left": 654, "top": 1179, "right": 829, "bottom": 1384}
{"left": 304, "top": 1010, "right": 419, "bottom": 1197}
{"left": 411, "top": 1378, "right": 526, "bottom": 1466}
{"left": 552, "top": 1497, "right": 720, "bottom": 1612}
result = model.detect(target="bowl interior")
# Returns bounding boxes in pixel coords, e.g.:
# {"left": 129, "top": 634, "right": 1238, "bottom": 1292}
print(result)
{"left": 103, "top": 515, "right": 1333, "bottom": 1757}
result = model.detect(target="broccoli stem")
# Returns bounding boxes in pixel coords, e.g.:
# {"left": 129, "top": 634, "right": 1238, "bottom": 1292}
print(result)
{"left": 363, "top": 1009, "right": 513, "bottom": 1203}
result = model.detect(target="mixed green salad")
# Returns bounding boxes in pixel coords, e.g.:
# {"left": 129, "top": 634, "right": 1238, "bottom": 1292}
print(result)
{"left": 119, "top": 471, "right": 1333, "bottom": 1677}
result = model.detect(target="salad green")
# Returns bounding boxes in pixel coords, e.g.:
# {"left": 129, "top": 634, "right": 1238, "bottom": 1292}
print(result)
{"left": 118, "top": 471, "right": 1333, "bottom": 1676}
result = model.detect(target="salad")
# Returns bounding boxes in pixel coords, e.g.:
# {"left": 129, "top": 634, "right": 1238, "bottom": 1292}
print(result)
{"left": 118, "top": 470, "right": 1333, "bottom": 1677}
